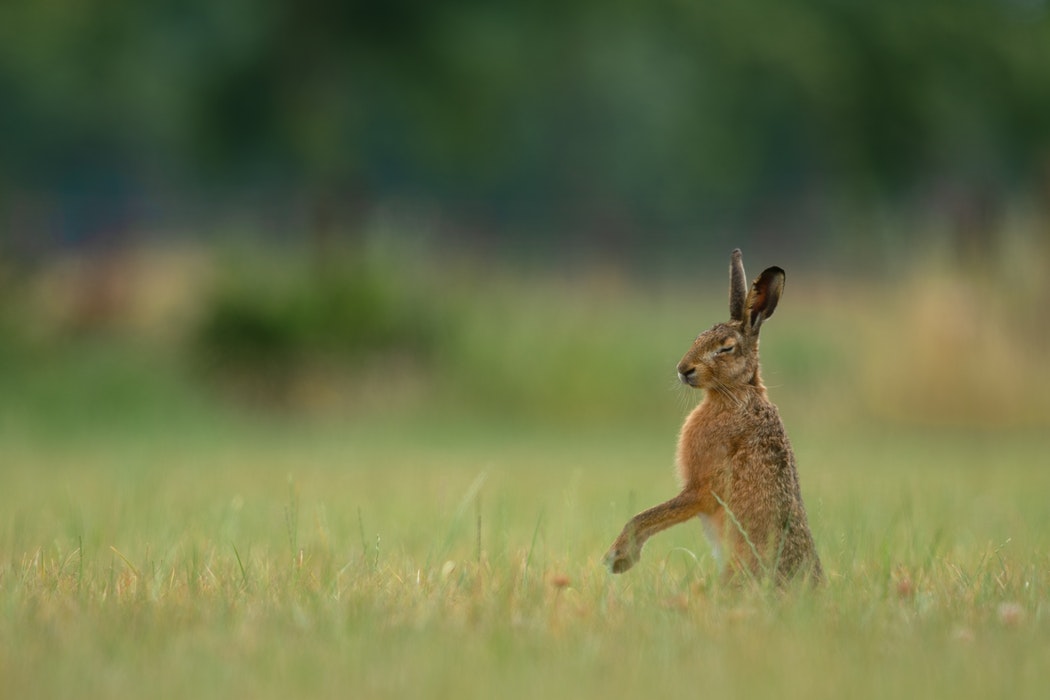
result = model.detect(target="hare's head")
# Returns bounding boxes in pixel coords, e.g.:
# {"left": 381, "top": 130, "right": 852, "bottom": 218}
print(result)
{"left": 677, "top": 249, "right": 784, "bottom": 390}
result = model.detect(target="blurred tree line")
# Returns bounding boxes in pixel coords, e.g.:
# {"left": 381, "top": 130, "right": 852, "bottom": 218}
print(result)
{"left": 2, "top": 0, "right": 1049, "bottom": 260}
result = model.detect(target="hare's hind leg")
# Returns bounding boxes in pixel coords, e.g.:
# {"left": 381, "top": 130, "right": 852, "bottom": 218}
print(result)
{"left": 604, "top": 491, "right": 705, "bottom": 573}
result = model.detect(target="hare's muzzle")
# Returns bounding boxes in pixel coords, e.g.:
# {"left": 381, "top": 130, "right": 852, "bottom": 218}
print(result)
{"left": 678, "top": 366, "right": 698, "bottom": 387}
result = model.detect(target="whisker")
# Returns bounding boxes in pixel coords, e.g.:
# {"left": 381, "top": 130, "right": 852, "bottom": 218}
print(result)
{"left": 668, "top": 378, "right": 695, "bottom": 414}
{"left": 713, "top": 376, "right": 745, "bottom": 409}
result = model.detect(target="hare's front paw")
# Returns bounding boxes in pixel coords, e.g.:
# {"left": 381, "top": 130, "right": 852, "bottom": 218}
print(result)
{"left": 604, "top": 539, "right": 641, "bottom": 574}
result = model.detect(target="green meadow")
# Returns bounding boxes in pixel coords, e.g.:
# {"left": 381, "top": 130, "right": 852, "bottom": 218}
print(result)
{"left": 2, "top": 247, "right": 1048, "bottom": 699}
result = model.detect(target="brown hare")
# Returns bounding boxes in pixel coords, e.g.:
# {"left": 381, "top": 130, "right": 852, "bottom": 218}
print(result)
{"left": 604, "top": 249, "right": 823, "bottom": 585}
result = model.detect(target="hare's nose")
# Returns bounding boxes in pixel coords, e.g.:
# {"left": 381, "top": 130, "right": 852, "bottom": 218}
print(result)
{"left": 678, "top": 366, "right": 697, "bottom": 384}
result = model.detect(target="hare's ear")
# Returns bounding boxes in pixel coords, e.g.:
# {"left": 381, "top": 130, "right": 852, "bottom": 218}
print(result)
{"left": 729, "top": 249, "right": 747, "bottom": 322}
{"left": 744, "top": 266, "right": 785, "bottom": 334}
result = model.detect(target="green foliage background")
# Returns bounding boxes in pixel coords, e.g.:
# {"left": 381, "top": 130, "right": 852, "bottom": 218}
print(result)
{"left": 3, "top": 0, "right": 1049, "bottom": 250}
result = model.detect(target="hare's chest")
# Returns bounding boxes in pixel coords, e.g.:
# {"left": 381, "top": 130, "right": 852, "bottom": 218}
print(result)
{"left": 675, "top": 405, "right": 737, "bottom": 488}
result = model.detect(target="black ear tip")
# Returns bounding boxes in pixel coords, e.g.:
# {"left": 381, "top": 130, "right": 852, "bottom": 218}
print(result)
{"left": 731, "top": 248, "right": 743, "bottom": 258}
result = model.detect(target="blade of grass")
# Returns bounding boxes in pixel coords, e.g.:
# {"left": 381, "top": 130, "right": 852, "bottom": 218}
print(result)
{"left": 109, "top": 545, "right": 141, "bottom": 579}
{"left": 232, "top": 543, "right": 250, "bottom": 591}
{"left": 522, "top": 508, "right": 545, "bottom": 587}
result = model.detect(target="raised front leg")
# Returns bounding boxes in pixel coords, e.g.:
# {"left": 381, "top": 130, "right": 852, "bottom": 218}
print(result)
{"left": 604, "top": 491, "right": 705, "bottom": 573}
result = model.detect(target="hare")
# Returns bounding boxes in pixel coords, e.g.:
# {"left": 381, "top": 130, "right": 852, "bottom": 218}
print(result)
{"left": 604, "top": 249, "right": 823, "bottom": 585}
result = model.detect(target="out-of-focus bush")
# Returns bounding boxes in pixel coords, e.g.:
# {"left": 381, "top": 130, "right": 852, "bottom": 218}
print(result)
{"left": 192, "top": 246, "right": 451, "bottom": 409}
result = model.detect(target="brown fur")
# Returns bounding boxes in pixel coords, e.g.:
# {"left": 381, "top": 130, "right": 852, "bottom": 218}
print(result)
{"left": 604, "top": 249, "right": 823, "bottom": 586}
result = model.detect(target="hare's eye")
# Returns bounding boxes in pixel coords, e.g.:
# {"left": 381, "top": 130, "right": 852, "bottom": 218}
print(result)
{"left": 716, "top": 345, "right": 735, "bottom": 355}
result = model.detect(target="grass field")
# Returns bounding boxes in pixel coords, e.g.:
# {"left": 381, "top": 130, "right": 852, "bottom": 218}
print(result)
{"left": 2, "top": 247, "right": 1049, "bottom": 699}
{"left": 2, "top": 416, "right": 1048, "bottom": 699}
